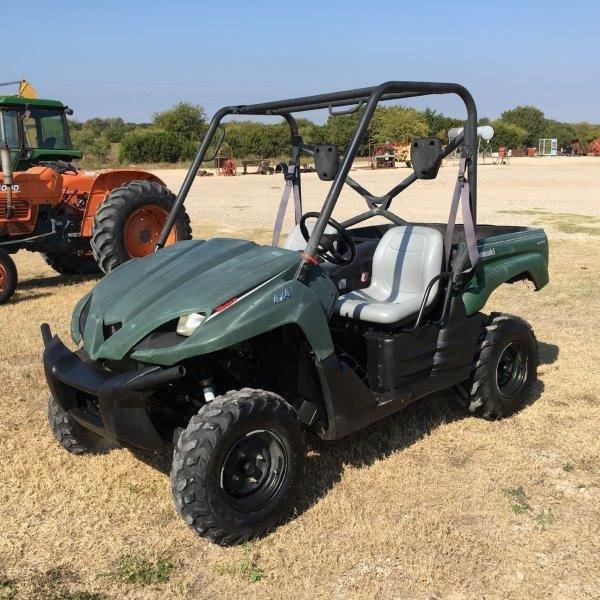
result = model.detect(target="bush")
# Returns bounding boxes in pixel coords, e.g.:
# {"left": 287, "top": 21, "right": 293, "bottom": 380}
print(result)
{"left": 119, "top": 129, "right": 185, "bottom": 163}
{"left": 70, "top": 129, "right": 111, "bottom": 162}
{"left": 371, "top": 106, "right": 429, "bottom": 144}
{"left": 500, "top": 105, "right": 545, "bottom": 144}
{"left": 153, "top": 103, "right": 207, "bottom": 141}
{"left": 490, "top": 120, "right": 528, "bottom": 150}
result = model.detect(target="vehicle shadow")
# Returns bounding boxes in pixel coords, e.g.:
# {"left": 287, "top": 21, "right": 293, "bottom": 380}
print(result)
{"left": 18, "top": 273, "right": 101, "bottom": 290}
{"left": 538, "top": 341, "right": 559, "bottom": 365}
{"left": 295, "top": 372, "right": 547, "bottom": 519}
{"left": 5, "top": 291, "right": 53, "bottom": 305}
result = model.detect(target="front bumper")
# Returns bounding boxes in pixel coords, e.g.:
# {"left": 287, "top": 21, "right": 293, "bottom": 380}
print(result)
{"left": 42, "top": 324, "right": 185, "bottom": 450}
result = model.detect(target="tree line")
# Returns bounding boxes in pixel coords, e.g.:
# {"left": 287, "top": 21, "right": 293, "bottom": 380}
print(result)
{"left": 70, "top": 102, "right": 600, "bottom": 166}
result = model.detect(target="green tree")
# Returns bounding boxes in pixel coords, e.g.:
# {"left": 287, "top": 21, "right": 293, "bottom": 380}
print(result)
{"left": 424, "top": 108, "right": 463, "bottom": 141}
{"left": 153, "top": 102, "right": 208, "bottom": 141}
{"left": 71, "top": 129, "right": 111, "bottom": 162}
{"left": 322, "top": 111, "right": 365, "bottom": 151}
{"left": 371, "top": 106, "right": 429, "bottom": 144}
{"left": 490, "top": 120, "right": 528, "bottom": 149}
{"left": 500, "top": 105, "right": 546, "bottom": 143}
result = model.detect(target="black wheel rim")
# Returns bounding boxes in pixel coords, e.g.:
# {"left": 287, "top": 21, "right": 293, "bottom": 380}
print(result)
{"left": 221, "top": 430, "right": 288, "bottom": 512}
{"left": 496, "top": 341, "right": 528, "bottom": 397}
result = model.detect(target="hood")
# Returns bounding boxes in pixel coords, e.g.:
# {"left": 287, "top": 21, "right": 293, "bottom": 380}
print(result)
{"left": 79, "top": 238, "right": 301, "bottom": 360}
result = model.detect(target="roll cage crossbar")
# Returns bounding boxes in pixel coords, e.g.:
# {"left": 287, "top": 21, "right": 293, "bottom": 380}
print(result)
{"left": 157, "top": 81, "right": 478, "bottom": 280}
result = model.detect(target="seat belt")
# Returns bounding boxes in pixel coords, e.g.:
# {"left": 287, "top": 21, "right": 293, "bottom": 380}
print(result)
{"left": 444, "top": 157, "right": 479, "bottom": 270}
{"left": 272, "top": 162, "right": 302, "bottom": 247}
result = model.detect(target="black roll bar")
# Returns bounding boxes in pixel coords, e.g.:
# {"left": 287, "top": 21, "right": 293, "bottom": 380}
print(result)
{"left": 156, "top": 82, "right": 478, "bottom": 272}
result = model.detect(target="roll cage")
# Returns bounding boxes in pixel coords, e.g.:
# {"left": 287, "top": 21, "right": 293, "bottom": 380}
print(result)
{"left": 157, "top": 81, "right": 478, "bottom": 279}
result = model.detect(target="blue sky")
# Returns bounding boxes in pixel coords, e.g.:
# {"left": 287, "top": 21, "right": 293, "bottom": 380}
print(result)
{"left": 4, "top": 0, "right": 599, "bottom": 123}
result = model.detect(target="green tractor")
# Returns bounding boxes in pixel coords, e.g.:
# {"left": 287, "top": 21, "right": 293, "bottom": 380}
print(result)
{"left": 42, "top": 82, "right": 549, "bottom": 545}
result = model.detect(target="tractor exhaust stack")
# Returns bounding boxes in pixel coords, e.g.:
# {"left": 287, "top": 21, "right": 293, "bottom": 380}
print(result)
{"left": 0, "top": 111, "right": 14, "bottom": 219}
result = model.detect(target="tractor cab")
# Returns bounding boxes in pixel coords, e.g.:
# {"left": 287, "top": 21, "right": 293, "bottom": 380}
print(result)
{"left": 0, "top": 97, "right": 80, "bottom": 171}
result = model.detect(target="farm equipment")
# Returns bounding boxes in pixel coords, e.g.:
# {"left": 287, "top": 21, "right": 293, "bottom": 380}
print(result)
{"left": 587, "top": 138, "right": 600, "bottom": 156}
{"left": 42, "top": 81, "right": 549, "bottom": 546}
{"left": 216, "top": 153, "right": 237, "bottom": 176}
{"left": 370, "top": 142, "right": 411, "bottom": 169}
{"left": 0, "top": 80, "right": 191, "bottom": 303}
{"left": 242, "top": 159, "right": 274, "bottom": 175}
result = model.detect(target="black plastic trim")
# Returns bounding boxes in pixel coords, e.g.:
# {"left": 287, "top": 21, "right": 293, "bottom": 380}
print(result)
{"left": 42, "top": 325, "right": 185, "bottom": 449}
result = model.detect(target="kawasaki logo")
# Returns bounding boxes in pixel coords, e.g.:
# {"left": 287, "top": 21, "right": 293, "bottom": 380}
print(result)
{"left": 273, "top": 288, "right": 292, "bottom": 303}
{"left": 480, "top": 248, "right": 496, "bottom": 259}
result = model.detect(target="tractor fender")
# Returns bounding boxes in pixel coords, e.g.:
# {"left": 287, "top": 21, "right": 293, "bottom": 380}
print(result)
{"left": 78, "top": 170, "right": 166, "bottom": 237}
{"left": 461, "top": 251, "right": 549, "bottom": 315}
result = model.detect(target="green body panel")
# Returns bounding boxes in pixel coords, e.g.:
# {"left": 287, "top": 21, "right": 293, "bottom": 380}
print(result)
{"left": 74, "top": 239, "right": 338, "bottom": 365}
{"left": 461, "top": 228, "right": 549, "bottom": 315}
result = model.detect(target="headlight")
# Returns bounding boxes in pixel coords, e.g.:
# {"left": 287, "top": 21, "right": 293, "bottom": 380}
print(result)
{"left": 176, "top": 312, "right": 206, "bottom": 336}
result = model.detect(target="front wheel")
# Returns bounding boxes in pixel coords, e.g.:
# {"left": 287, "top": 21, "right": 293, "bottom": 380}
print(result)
{"left": 0, "top": 249, "right": 17, "bottom": 304}
{"left": 171, "top": 389, "right": 305, "bottom": 546}
{"left": 47, "top": 395, "right": 108, "bottom": 454}
{"left": 456, "top": 313, "right": 539, "bottom": 419}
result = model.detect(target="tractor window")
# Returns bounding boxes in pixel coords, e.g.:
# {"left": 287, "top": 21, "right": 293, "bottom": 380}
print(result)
{"left": 0, "top": 110, "right": 20, "bottom": 148}
{"left": 23, "top": 108, "right": 70, "bottom": 150}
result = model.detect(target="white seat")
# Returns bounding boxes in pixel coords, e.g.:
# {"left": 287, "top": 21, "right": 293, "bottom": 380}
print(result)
{"left": 335, "top": 226, "right": 443, "bottom": 324}
{"left": 283, "top": 222, "right": 337, "bottom": 251}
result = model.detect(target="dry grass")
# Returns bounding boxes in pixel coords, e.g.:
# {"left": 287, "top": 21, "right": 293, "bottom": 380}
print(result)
{"left": 1, "top": 158, "right": 600, "bottom": 599}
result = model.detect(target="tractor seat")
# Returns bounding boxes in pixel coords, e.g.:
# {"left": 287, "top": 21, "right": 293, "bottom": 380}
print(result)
{"left": 335, "top": 226, "right": 443, "bottom": 324}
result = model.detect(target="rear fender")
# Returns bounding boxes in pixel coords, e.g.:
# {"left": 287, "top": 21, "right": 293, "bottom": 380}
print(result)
{"left": 79, "top": 170, "right": 166, "bottom": 237}
{"left": 461, "top": 252, "right": 549, "bottom": 315}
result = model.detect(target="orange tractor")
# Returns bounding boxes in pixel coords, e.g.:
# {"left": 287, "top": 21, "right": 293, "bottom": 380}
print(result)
{"left": 0, "top": 80, "right": 191, "bottom": 303}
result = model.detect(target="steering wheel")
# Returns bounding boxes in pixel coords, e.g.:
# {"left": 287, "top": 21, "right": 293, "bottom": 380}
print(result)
{"left": 299, "top": 212, "right": 356, "bottom": 266}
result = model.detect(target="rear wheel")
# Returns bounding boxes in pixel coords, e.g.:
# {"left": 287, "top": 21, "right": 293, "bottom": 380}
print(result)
{"left": 456, "top": 313, "right": 538, "bottom": 419}
{"left": 43, "top": 250, "right": 101, "bottom": 275}
{"left": 90, "top": 180, "right": 191, "bottom": 273}
{"left": 171, "top": 389, "right": 305, "bottom": 545}
{"left": 0, "top": 249, "right": 17, "bottom": 304}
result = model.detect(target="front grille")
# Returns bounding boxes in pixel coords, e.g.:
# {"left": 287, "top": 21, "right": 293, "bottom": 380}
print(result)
{"left": 0, "top": 198, "right": 31, "bottom": 220}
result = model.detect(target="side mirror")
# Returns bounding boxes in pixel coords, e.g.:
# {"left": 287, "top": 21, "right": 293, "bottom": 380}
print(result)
{"left": 411, "top": 137, "right": 443, "bottom": 180}
{"left": 314, "top": 145, "right": 340, "bottom": 181}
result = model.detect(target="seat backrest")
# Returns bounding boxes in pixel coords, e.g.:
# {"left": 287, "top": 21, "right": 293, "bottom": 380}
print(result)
{"left": 283, "top": 222, "right": 336, "bottom": 251}
{"left": 370, "top": 226, "right": 443, "bottom": 302}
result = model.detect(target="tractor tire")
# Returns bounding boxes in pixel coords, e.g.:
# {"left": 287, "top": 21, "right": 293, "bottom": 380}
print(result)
{"left": 456, "top": 313, "right": 538, "bottom": 420}
{"left": 90, "top": 180, "right": 191, "bottom": 273}
{"left": 47, "top": 395, "right": 108, "bottom": 454}
{"left": 0, "top": 249, "right": 17, "bottom": 304}
{"left": 171, "top": 388, "right": 305, "bottom": 546}
{"left": 43, "top": 250, "right": 102, "bottom": 276}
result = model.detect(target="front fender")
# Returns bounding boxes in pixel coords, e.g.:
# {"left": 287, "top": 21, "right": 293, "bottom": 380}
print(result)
{"left": 131, "top": 275, "right": 337, "bottom": 366}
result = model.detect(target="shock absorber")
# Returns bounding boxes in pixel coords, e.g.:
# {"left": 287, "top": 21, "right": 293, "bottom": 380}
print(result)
{"left": 199, "top": 377, "right": 215, "bottom": 402}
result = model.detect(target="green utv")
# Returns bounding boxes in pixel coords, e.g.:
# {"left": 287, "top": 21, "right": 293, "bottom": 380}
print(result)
{"left": 42, "top": 82, "right": 549, "bottom": 545}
